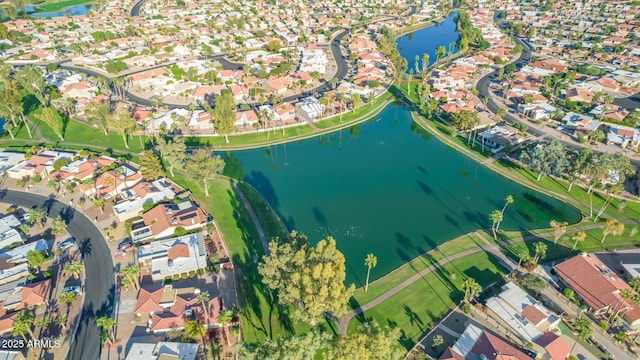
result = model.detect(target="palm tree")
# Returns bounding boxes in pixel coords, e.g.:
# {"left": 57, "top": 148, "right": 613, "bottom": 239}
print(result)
{"left": 516, "top": 250, "right": 530, "bottom": 273}
{"left": 12, "top": 310, "right": 36, "bottom": 355}
{"left": 462, "top": 277, "right": 481, "bottom": 304}
{"left": 92, "top": 197, "right": 106, "bottom": 214}
{"left": 59, "top": 291, "right": 76, "bottom": 318}
{"left": 532, "top": 242, "right": 547, "bottom": 267}
{"left": 96, "top": 315, "right": 116, "bottom": 345}
{"left": 572, "top": 231, "right": 586, "bottom": 251}
{"left": 364, "top": 253, "right": 377, "bottom": 292}
{"left": 550, "top": 220, "right": 568, "bottom": 245}
{"left": 217, "top": 309, "right": 233, "bottom": 346}
{"left": 55, "top": 315, "right": 68, "bottom": 330}
{"left": 571, "top": 315, "right": 592, "bottom": 354}
{"left": 50, "top": 215, "right": 67, "bottom": 235}
{"left": 501, "top": 195, "right": 514, "bottom": 215}
{"left": 183, "top": 319, "right": 208, "bottom": 353}
{"left": 196, "top": 291, "right": 210, "bottom": 323}
{"left": 63, "top": 260, "right": 84, "bottom": 279}
{"left": 27, "top": 208, "right": 46, "bottom": 228}
{"left": 489, "top": 210, "right": 503, "bottom": 240}
{"left": 119, "top": 265, "right": 140, "bottom": 290}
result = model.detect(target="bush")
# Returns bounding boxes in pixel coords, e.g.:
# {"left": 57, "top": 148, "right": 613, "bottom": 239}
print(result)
{"left": 599, "top": 320, "right": 609, "bottom": 331}
{"left": 53, "top": 158, "right": 69, "bottom": 171}
{"left": 142, "top": 200, "right": 155, "bottom": 212}
{"left": 461, "top": 303, "right": 471, "bottom": 314}
{"left": 172, "top": 274, "right": 180, "bottom": 281}
{"left": 196, "top": 268, "right": 204, "bottom": 275}
{"left": 43, "top": 269, "right": 52, "bottom": 278}
{"left": 180, "top": 272, "right": 189, "bottom": 279}
{"left": 31, "top": 174, "right": 42, "bottom": 183}
{"left": 164, "top": 276, "right": 172, "bottom": 284}
{"left": 563, "top": 288, "right": 575, "bottom": 299}
{"left": 173, "top": 198, "right": 182, "bottom": 205}
{"left": 188, "top": 270, "right": 196, "bottom": 278}
{"left": 173, "top": 227, "right": 188, "bottom": 237}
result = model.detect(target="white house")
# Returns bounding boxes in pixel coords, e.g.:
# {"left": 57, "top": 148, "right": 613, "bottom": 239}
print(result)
{"left": 137, "top": 232, "right": 207, "bottom": 281}
{"left": 113, "top": 179, "right": 176, "bottom": 222}
{"left": 126, "top": 342, "right": 199, "bottom": 360}
{"left": 297, "top": 97, "right": 323, "bottom": 120}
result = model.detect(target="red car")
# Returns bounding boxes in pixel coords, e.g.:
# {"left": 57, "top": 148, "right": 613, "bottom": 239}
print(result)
{"left": 117, "top": 240, "right": 133, "bottom": 252}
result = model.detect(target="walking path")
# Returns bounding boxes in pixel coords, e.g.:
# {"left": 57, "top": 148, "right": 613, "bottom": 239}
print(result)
{"left": 334, "top": 223, "right": 619, "bottom": 336}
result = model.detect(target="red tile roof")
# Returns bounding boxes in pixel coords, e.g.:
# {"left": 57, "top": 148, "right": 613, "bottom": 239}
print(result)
{"left": 521, "top": 305, "right": 546, "bottom": 326}
{"left": 470, "top": 331, "right": 533, "bottom": 360}
{"left": 16, "top": 279, "right": 51, "bottom": 310}
{"left": 534, "top": 333, "right": 570, "bottom": 360}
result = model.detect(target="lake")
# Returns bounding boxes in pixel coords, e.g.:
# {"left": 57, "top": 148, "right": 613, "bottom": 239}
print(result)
{"left": 226, "top": 104, "right": 579, "bottom": 285}
{"left": 29, "top": 5, "right": 91, "bottom": 19}
{"left": 396, "top": 11, "right": 460, "bottom": 71}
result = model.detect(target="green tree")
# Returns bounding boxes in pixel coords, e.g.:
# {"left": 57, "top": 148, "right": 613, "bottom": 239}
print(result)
{"left": 119, "top": 264, "right": 140, "bottom": 290}
{"left": 12, "top": 310, "right": 35, "bottom": 345}
{"left": 139, "top": 151, "right": 165, "bottom": 180}
{"left": 364, "top": 253, "right": 377, "bottom": 292}
{"left": 105, "top": 60, "right": 127, "bottom": 74}
{"left": 107, "top": 108, "right": 136, "bottom": 149}
{"left": 519, "top": 140, "right": 569, "bottom": 181}
{"left": 50, "top": 215, "right": 67, "bottom": 235}
{"left": 184, "top": 148, "right": 225, "bottom": 197}
{"left": 450, "top": 110, "right": 480, "bottom": 132}
{"left": 550, "top": 220, "right": 568, "bottom": 245}
{"left": 489, "top": 209, "right": 502, "bottom": 240}
{"left": 327, "top": 320, "right": 405, "bottom": 360}
{"left": 156, "top": 137, "right": 186, "bottom": 177}
{"left": 26, "top": 250, "right": 46, "bottom": 271}
{"left": 532, "top": 242, "right": 547, "bottom": 267}
{"left": 601, "top": 219, "right": 624, "bottom": 243}
{"left": 435, "top": 45, "right": 446, "bottom": 64}
{"left": 350, "top": 93, "right": 362, "bottom": 112}
{"left": 183, "top": 319, "right": 207, "bottom": 353}
{"left": 236, "top": 329, "right": 331, "bottom": 360}
{"left": 258, "top": 232, "right": 355, "bottom": 324}
{"left": 217, "top": 308, "right": 233, "bottom": 345}
{"left": 571, "top": 315, "right": 592, "bottom": 354}
{"left": 63, "top": 259, "right": 84, "bottom": 279}
{"left": 85, "top": 101, "right": 111, "bottom": 135}
{"left": 96, "top": 315, "right": 116, "bottom": 345}
{"left": 432, "top": 334, "right": 444, "bottom": 348}
{"left": 15, "top": 65, "right": 47, "bottom": 107}
{"left": 571, "top": 231, "right": 586, "bottom": 251}
{"left": 568, "top": 148, "right": 593, "bottom": 192}
{"left": 0, "top": 80, "right": 31, "bottom": 138}
{"left": 36, "top": 107, "right": 64, "bottom": 141}
{"left": 26, "top": 208, "right": 46, "bottom": 227}
{"left": 517, "top": 249, "right": 530, "bottom": 272}
{"left": 462, "top": 277, "right": 481, "bottom": 303}
{"left": 204, "top": 92, "right": 236, "bottom": 143}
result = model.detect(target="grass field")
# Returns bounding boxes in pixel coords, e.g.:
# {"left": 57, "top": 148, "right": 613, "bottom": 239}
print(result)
{"left": 170, "top": 174, "right": 308, "bottom": 343}
{"left": 348, "top": 252, "right": 508, "bottom": 349}
{"left": 34, "top": 0, "right": 93, "bottom": 12}
{"left": 314, "top": 91, "right": 393, "bottom": 129}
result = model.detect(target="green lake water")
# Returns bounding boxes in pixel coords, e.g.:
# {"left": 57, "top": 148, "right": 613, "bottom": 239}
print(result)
{"left": 225, "top": 103, "right": 580, "bottom": 285}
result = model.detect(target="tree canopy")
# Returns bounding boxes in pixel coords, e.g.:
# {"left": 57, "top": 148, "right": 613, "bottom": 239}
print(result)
{"left": 327, "top": 320, "right": 405, "bottom": 360}
{"left": 183, "top": 148, "right": 225, "bottom": 196}
{"left": 258, "top": 231, "right": 355, "bottom": 323}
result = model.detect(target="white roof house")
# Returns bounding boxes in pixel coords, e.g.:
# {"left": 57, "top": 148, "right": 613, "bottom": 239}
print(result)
{"left": 113, "top": 179, "right": 176, "bottom": 222}
{"left": 0, "top": 239, "right": 49, "bottom": 264}
{"left": 126, "top": 341, "right": 199, "bottom": 360}
{"left": 0, "top": 151, "right": 25, "bottom": 173}
{"left": 137, "top": 232, "right": 207, "bottom": 281}
{"left": 485, "top": 282, "right": 561, "bottom": 341}
{"left": 297, "top": 97, "right": 323, "bottom": 120}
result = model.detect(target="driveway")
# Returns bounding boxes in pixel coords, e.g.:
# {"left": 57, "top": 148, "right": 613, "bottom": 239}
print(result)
{"left": 0, "top": 190, "right": 115, "bottom": 360}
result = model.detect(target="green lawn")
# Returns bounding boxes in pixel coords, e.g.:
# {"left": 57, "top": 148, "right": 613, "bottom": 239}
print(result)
{"left": 184, "top": 124, "right": 313, "bottom": 149}
{"left": 170, "top": 174, "right": 307, "bottom": 343}
{"left": 348, "top": 252, "right": 508, "bottom": 349}
{"left": 352, "top": 232, "right": 488, "bottom": 305}
{"left": 236, "top": 181, "right": 289, "bottom": 243}
{"left": 34, "top": 0, "right": 94, "bottom": 12}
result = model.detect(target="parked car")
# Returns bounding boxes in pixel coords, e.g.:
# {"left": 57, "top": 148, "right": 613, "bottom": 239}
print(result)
{"left": 117, "top": 239, "right": 133, "bottom": 252}
{"left": 63, "top": 285, "right": 81, "bottom": 293}
{"left": 57, "top": 237, "right": 75, "bottom": 251}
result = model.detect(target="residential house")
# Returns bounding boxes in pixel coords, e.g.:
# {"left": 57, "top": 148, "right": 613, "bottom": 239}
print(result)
{"left": 534, "top": 333, "right": 571, "bottom": 360}
{"left": 125, "top": 342, "right": 199, "bottom": 360}
{"left": 7, "top": 150, "right": 75, "bottom": 180}
{"left": 79, "top": 164, "right": 143, "bottom": 199}
{"left": 0, "top": 151, "right": 25, "bottom": 174}
{"left": 561, "top": 112, "right": 602, "bottom": 134}
{"left": 2, "top": 279, "right": 51, "bottom": 311}
{"left": 476, "top": 125, "right": 529, "bottom": 153}
{"left": 297, "top": 97, "right": 323, "bottom": 120}
{"left": 606, "top": 124, "right": 640, "bottom": 150}
{"left": 137, "top": 233, "right": 207, "bottom": 282}
{"left": 554, "top": 254, "right": 640, "bottom": 329}
{"left": 517, "top": 102, "right": 557, "bottom": 120}
{"left": 130, "top": 201, "right": 207, "bottom": 243}
{"left": 272, "top": 103, "right": 296, "bottom": 123}
{"left": 234, "top": 109, "right": 259, "bottom": 128}
{"left": 113, "top": 179, "right": 176, "bottom": 222}
{"left": 439, "top": 323, "right": 534, "bottom": 360}
{"left": 0, "top": 215, "right": 23, "bottom": 251}
{"left": 486, "top": 282, "right": 562, "bottom": 341}
{"left": 47, "top": 155, "right": 116, "bottom": 183}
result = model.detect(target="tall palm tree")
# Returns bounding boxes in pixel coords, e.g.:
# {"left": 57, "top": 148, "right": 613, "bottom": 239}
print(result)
{"left": 196, "top": 291, "right": 210, "bottom": 323}
{"left": 27, "top": 208, "right": 46, "bottom": 228}
{"left": 12, "top": 310, "right": 36, "bottom": 356}
{"left": 63, "top": 260, "right": 84, "bottom": 279}
{"left": 501, "top": 195, "right": 514, "bottom": 215}
{"left": 217, "top": 309, "right": 233, "bottom": 346}
{"left": 183, "top": 319, "right": 208, "bottom": 354}
{"left": 59, "top": 291, "right": 76, "bottom": 318}
{"left": 364, "top": 253, "right": 377, "bottom": 292}
{"left": 532, "top": 242, "right": 547, "bottom": 267}
{"left": 550, "top": 220, "right": 568, "bottom": 245}
{"left": 96, "top": 315, "right": 116, "bottom": 345}
{"left": 489, "top": 210, "right": 503, "bottom": 240}
{"left": 571, "top": 315, "right": 592, "bottom": 354}
{"left": 462, "top": 277, "right": 481, "bottom": 304}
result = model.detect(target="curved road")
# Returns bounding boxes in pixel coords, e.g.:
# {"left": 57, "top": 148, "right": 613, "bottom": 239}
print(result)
{"left": 0, "top": 190, "right": 115, "bottom": 360}
{"left": 130, "top": 0, "right": 145, "bottom": 16}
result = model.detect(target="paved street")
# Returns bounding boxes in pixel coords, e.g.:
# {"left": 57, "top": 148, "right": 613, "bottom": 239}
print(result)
{"left": 0, "top": 189, "right": 115, "bottom": 360}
